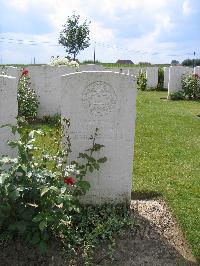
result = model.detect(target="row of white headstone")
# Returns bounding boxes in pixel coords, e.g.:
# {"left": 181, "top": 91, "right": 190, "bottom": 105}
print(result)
{"left": 2, "top": 65, "right": 199, "bottom": 118}
{"left": 0, "top": 71, "right": 137, "bottom": 205}
{"left": 1, "top": 64, "right": 199, "bottom": 119}
{"left": 1, "top": 64, "right": 200, "bottom": 204}
{"left": 164, "top": 66, "right": 200, "bottom": 96}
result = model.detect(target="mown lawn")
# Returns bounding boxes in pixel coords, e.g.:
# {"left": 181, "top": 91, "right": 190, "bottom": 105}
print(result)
{"left": 133, "top": 91, "right": 200, "bottom": 262}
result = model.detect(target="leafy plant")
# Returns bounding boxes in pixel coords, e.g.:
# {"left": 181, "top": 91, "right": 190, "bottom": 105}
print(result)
{"left": 137, "top": 71, "right": 147, "bottom": 91}
{"left": 62, "top": 204, "right": 135, "bottom": 265}
{"left": 18, "top": 69, "right": 39, "bottom": 121}
{"left": 168, "top": 91, "right": 184, "bottom": 100}
{"left": 156, "top": 67, "right": 165, "bottom": 91}
{"left": 42, "top": 114, "right": 61, "bottom": 127}
{"left": 181, "top": 73, "right": 200, "bottom": 100}
{"left": 59, "top": 13, "right": 90, "bottom": 60}
{"left": 0, "top": 119, "right": 107, "bottom": 258}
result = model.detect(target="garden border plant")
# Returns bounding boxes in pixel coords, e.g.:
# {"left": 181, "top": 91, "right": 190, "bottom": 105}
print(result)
{"left": 137, "top": 71, "right": 147, "bottom": 91}
{"left": 169, "top": 73, "right": 200, "bottom": 101}
{"left": 0, "top": 118, "right": 135, "bottom": 265}
{"left": 18, "top": 69, "right": 39, "bottom": 121}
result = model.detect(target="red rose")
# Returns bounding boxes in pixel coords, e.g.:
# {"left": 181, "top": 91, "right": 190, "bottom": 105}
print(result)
{"left": 22, "top": 68, "right": 29, "bottom": 76}
{"left": 64, "top": 177, "right": 75, "bottom": 185}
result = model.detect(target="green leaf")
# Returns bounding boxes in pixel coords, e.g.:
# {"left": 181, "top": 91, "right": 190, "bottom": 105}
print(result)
{"left": 0, "top": 123, "right": 11, "bottom": 129}
{"left": 39, "top": 220, "right": 47, "bottom": 231}
{"left": 61, "top": 186, "right": 66, "bottom": 194}
{"left": 76, "top": 180, "right": 90, "bottom": 191}
{"left": 78, "top": 153, "right": 90, "bottom": 159}
{"left": 39, "top": 240, "right": 47, "bottom": 255}
{"left": 7, "top": 141, "right": 18, "bottom": 148}
{"left": 97, "top": 157, "right": 107, "bottom": 163}
{"left": 89, "top": 165, "right": 94, "bottom": 172}
{"left": 8, "top": 223, "right": 17, "bottom": 231}
{"left": 21, "top": 208, "right": 34, "bottom": 221}
{"left": 16, "top": 220, "right": 27, "bottom": 234}
{"left": 33, "top": 213, "right": 43, "bottom": 222}
{"left": 0, "top": 157, "right": 13, "bottom": 164}
{"left": 0, "top": 173, "right": 9, "bottom": 184}
{"left": 41, "top": 231, "right": 49, "bottom": 241}
{"left": 92, "top": 144, "right": 105, "bottom": 151}
{"left": 31, "top": 231, "right": 40, "bottom": 245}
{"left": 11, "top": 126, "right": 18, "bottom": 135}
{"left": 10, "top": 190, "right": 20, "bottom": 200}
{"left": 41, "top": 186, "right": 50, "bottom": 196}
{"left": 17, "top": 186, "right": 24, "bottom": 192}
{"left": 88, "top": 157, "right": 96, "bottom": 163}
{"left": 93, "top": 163, "right": 100, "bottom": 170}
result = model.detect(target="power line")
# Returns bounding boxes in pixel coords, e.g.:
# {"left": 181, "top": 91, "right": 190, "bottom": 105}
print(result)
{"left": 0, "top": 35, "right": 198, "bottom": 58}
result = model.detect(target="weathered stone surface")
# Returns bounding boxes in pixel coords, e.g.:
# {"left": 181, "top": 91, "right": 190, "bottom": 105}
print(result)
{"left": 28, "top": 65, "right": 77, "bottom": 117}
{"left": 146, "top": 67, "right": 158, "bottom": 88}
{"left": 79, "top": 64, "right": 105, "bottom": 71}
{"left": 0, "top": 75, "right": 18, "bottom": 157}
{"left": 107, "top": 68, "right": 129, "bottom": 74}
{"left": 194, "top": 66, "right": 200, "bottom": 76}
{"left": 0, "top": 66, "right": 21, "bottom": 81}
{"left": 168, "top": 66, "right": 193, "bottom": 95}
{"left": 128, "top": 67, "right": 141, "bottom": 78}
{"left": 61, "top": 71, "right": 137, "bottom": 204}
{"left": 163, "top": 67, "right": 169, "bottom": 89}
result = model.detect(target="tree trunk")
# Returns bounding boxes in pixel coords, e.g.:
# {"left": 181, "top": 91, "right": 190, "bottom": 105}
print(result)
{"left": 73, "top": 52, "right": 76, "bottom": 60}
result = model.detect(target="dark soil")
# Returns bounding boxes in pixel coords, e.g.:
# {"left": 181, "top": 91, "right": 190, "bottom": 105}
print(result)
{"left": 0, "top": 199, "right": 197, "bottom": 266}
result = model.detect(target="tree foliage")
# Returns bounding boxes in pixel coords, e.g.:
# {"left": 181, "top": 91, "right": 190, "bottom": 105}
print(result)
{"left": 182, "top": 58, "right": 200, "bottom": 66}
{"left": 171, "top": 60, "right": 180, "bottom": 65}
{"left": 58, "top": 13, "right": 90, "bottom": 60}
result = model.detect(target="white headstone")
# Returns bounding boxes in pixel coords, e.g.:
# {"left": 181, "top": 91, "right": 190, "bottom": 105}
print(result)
{"left": 107, "top": 68, "right": 129, "bottom": 74}
{"left": 140, "top": 67, "right": 147, "bottom": 73}
{"left": 146, "top": 67, "right": 158, "bottom": 88}
{"left": 164, "top": 67, "right": 169, "bottom": 89}
{"left": 28, "top": 65, "right": 77, "bottom": 117}
{"left": 79, "top": 64, "right": 105, "bottom": 71}
{"left": 168, "top": 66, "right": 193, "bottom": 96}
{"left": 128, "top": 67, "right": 141, "bottom": 78}
{"left": 0, "top": 66, "right": 21, "bottom": 82}
{"left": 61, "top": 71, "right": 137, "bottom": 204}
{"left": 0, "top": 75, "right": 18, "bottom": 157}
{"left": 194, "top": 66, "right": 200, "bottom": 76}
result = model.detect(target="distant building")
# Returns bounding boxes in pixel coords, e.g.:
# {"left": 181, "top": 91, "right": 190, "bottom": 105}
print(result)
{"left": 116, "top": 60, "right": 134, "bottom": 64}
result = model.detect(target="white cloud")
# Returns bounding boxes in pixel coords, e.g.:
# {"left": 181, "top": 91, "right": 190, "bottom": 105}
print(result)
{"left": 3, "top": 0, "right": 198, "bottom": 64}
{"left": 183, "top": 0, "right": 192, "bottom": 15}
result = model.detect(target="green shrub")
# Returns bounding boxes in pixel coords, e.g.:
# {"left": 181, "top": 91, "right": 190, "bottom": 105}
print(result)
{"left": 156, "top": 67, "right": 165, "bottom": 91}
{"left": 18, "top": 69, "right": 39, "bottom": 121}
{"left": 169, "top": 91, "right": 184, "bottom": 100}
{"left": 0, "top": 121, "right": 136, "bottom": 264}
{"left": 181, "top": 73, "right": 200, "bottom": 100}
{"left": 43, "top": 114, "right": 61, "bottom": 127}
{"left": 137, "top": 71, "right": 147, "bottom": 91}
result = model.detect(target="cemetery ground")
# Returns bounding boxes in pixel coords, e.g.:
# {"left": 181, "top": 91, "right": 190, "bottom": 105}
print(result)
{"left": 0, "top": 91, "right": 199, "bottom": 265}
{"left": 133, "top": 91, "right": 200, "bottom": 263}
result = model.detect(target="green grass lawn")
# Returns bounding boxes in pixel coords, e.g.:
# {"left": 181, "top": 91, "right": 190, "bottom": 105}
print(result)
{"left": 29, "top": 91, "right": 199, "bottom": 261}
{"left": 133, "top": 91, "right": 200, "bottom": 261}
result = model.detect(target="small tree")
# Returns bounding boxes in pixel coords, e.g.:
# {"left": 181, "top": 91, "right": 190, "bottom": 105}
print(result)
{"left": 171, "top": 60, "right": 180, "bottom": 66}
{"left": 59, "top": 13, "right": 90, "bottom": 60}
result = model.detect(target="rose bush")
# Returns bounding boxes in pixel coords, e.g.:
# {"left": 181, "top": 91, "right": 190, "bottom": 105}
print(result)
{"left": 181, "top": 73, "right": 200, "bottom": 100}
{"left": 18, "top": 69, "right": 39, "bottom": 121}
{"left": 137, "top": 71, "right": 147, "bottom": 91}
{"left": 0, "top": 120, "right": 108, "bottom": 260}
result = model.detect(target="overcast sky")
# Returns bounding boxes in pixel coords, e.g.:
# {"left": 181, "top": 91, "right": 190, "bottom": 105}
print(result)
{"left": 0, "top": 0, "right": 199, "bottom": 64}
